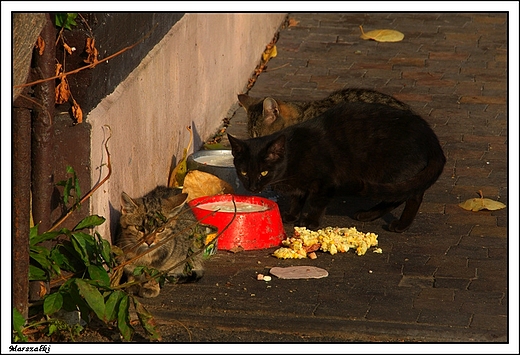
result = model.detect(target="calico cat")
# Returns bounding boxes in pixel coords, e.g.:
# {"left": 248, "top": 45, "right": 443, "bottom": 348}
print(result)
{"left": 116, "top": 186, "right": 216, "bottom": 298}
{"left": 238, "top": 88, "right": 411, "bottom": 137}
{"left": 228, "top": 102, "right": 445, "bottom": 232}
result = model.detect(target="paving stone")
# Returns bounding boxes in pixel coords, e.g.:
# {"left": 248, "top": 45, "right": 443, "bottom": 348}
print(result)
{"left": 146, "top": 13, "right": 509, "bottom": 343}
{"left": 417, "top": 309, "right": 472, "bottom": 327}
{"left": 469, "top": 225, "right": 507, "bottom": 238}
{"left": 470, "top": 314, "right": 507, "bottom": 331}
{"left": 399, "top": 275, "right": 435, "bottom": 288}
{"left": 366, "top": 301, "right": 420, "bottom": 323}
{"left": 460, "top": 298, "right": 507, "bottom": 316}
{"left": 414, "top": 288, "right": 462, "bottom": 313}
{"left": 468, "top": 278, "right": 507, "bottom": 293}
{"left": 434, "top": 277, "right": 471, "bottom": 290}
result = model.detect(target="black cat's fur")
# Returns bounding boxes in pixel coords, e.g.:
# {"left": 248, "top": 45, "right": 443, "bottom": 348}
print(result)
{"left": 228, "top": 102, "right": 446, "bottom": 232}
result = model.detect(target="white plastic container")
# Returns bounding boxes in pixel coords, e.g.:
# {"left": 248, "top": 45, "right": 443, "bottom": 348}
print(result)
{"left": 187, "top": 150, "right": 248, "bottom": 195}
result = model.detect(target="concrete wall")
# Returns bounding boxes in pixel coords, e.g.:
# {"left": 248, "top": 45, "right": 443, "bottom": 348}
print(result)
{"left": 88, "top": 13, "right": 286, "bottom": 240}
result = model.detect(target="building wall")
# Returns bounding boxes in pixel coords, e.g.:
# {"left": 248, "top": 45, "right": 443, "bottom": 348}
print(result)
{"left": 87, "top": 13, "right": 286, "bottom": 240}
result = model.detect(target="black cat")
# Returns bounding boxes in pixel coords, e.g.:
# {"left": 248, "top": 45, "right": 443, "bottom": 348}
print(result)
{"left": 228, "top": 102, "right": 446, "bottom": 232}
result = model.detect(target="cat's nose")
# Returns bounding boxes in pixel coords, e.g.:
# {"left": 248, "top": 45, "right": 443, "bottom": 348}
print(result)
{"left": 143, "top": 234, "right": 155, "bottom": 246}
{"left": 248, "top": 183, "right": 262, "bottom": 193}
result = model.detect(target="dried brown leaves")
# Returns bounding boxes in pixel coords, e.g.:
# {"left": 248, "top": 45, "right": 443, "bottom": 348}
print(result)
{"left": 52, "top": 36, "right": 99, "bottom": 124}
{"left": 247, "top": 36, "right": 279, "bottom": 90}
{"left": 35, "top": 36, "right": 45, "bottom": 55}
{"left": 84, "top": 37, "right": 99, "bottom": 65}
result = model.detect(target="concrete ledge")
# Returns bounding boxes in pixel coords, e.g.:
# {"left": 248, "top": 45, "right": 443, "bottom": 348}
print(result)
{"left": 88, "top": 13, "right": 286, "bottom": 239}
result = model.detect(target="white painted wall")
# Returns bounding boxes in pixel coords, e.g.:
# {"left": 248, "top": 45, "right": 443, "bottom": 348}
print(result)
{"left": 88, "top": 13, "right": 286, "bottom": 240}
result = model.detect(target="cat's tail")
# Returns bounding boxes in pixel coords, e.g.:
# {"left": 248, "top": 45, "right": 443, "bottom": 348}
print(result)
{"left": 361, "top": 150, "right": 446, "bottom": 201}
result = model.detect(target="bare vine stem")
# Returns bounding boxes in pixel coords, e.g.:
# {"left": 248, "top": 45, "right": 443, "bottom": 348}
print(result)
{"left": 48, "top": 125, "right": 112, "bottom": 232}
{"left": 14, "top": 24, "right": 157, "bottom": 89}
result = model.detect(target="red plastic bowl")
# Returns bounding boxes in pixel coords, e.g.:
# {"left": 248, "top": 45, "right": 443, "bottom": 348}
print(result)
{"left": 188, "top": 194, "right": 286, "bottom": 250}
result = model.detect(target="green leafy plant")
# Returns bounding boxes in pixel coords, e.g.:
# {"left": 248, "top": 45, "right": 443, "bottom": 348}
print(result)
{"left": 13, "top": 308, "right": 28, "bottom": 342}
{"left": 24, "top": 210, "right": 162, "bottom": 341}
{"left": 15, "top": 166, "right": 162, "bottom": 342}
{"left": 55, "top": 165, "right": 81, "bottom": 206}
{"left": 15, "top": 160, "right": 222, "bottom": 342}
{"left": 54, "top": 13, "right": 78, "bottom": 31}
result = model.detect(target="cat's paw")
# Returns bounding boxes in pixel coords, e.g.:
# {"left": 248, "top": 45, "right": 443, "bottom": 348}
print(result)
{"left": 354, "top": 210, "right": 380, "bottom": 222}
{"left": 139, "top": 280, "right": 161, "bottom": 298}
{"left": 299, "top": 218, "right": 321, "bottom": 231}
{"left": 169, "top": 269, "right": 205, "bottom": 284}
{"left": 387, "top": 220, "right": 409, "bottom": 233}
{"left": 282, "top": 212, "right": 299, "bottom": 224}
{"left": 187, "top": 269, "right": 205, "bottom": 282}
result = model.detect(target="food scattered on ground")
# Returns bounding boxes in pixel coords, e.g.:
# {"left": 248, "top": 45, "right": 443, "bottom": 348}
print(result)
{"left": 273, "top": 226, "right": 379, "bottom": 259}
{"left": 270, "top": 266, "right": 328, "bottom": 279}
{"left": 257, "top": 273, "right": 272, "bottom": 281}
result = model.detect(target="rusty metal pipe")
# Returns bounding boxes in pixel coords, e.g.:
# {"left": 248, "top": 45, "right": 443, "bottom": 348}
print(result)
{"left": 31, "top": 13, "right": 55, "bottom": 232}
{"left": 12, "top": 108, "right": 32, "bottom": 318}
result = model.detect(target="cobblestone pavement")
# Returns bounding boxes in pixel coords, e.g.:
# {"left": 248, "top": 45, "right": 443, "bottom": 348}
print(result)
{"left": 140, "top": 13, "right": 513, "bottom": 348}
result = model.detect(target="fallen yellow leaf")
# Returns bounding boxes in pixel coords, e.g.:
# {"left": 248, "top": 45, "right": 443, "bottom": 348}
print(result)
{"left": 459, "top": 198, "right": 506, "bottom": 211}
{"left": 262, "top": 45, "right": 277, "bottom": 62}
{"left": 459, "top": 191, "right": 506, "bottom": 211}
{"left": 359, "top": 25, "right": 404, "bottom": 42}
{"left": 182, "top": 170, "right": 234, "bottom": 202}
{"left": 168, "top": 126, "right": 193, "bottom": 188}
{"left": 288, "top": 18, "right": 299, "bottom": 27}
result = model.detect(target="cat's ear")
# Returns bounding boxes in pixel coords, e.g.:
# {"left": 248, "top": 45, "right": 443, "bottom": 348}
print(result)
{"left": 163, "top": 193, "right": 188, "bottom": 218}
{"left": 227, "top": 134, "right": 245, "bottom": 156}
{"left": 121, "top": 192, "right": 139, "bottom": 214}
{"left": 266, "top": 135, "right": 285, "bottom": 162}
{"left": 237, "top": 94, "right": 258, "bottom": 112}
{"left": 262, "top": 98, "right": 280, "bottom": 125}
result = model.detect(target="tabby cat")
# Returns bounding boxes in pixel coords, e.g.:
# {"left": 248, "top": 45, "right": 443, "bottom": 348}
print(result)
{"left": 228, "top": 102, "right": 446, "bottom": 232}
{"left": 238, "top": 88, "right": 411, "bottom": 137}
{"left": 116, "top": 186, "right": 216, "bottom": 298}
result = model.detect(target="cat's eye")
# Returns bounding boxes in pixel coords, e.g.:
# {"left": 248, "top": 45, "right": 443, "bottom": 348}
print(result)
{"left": 240, "top": 171, "right": 247, "bottom": 176}
{"left": 156, "top": 227, "right": 165, "bottom": 233}
{"left": 135, "top": 225, "right": 144, "bottom": 232}
{"left": 260, "top": 171, "right": 268, "bottom": 177}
